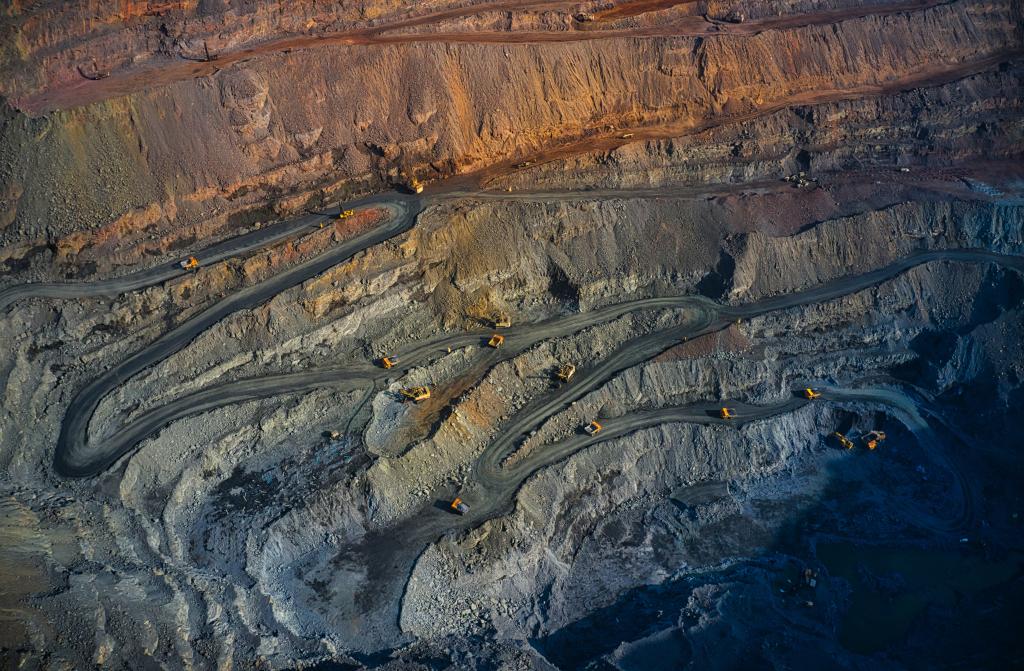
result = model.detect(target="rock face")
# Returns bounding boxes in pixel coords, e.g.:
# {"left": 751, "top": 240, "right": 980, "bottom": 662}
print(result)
{"left": 0, "top": 0, "right": 1022, "bottom": 669}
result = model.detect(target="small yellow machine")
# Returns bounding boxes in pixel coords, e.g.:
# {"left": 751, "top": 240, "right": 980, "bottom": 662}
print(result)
{"left": 584, "top": 420, "right": 603, "bottom": 436}
{"left": 833, "top": 432, "right": 855, "bottom": 450}
{"left": 487, "top": 334, "right": 505, "bottom": 349}
{"left": 179, "top": 256, "right": 199, "bottom": 270}
{"left": 400, "top": 386, "right": 431, "bottom": 402}
{"left": 556, "top": 363, "right": 576, "bottom": 382}
{"left": 380, "top": 356, "right": 399, "bottom": 369}
{"left": 720, "top": 407, "right": 736, "bottom": 420}
{"left": 864, "top": 430, "right": 887, "bottom": 450}
{"left": 804, "top": 388, "right": 822, "bottom": 400}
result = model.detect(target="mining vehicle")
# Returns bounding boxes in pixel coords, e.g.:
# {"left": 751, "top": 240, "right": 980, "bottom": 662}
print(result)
{"left": 804, "top": 388, "right": 822, "bottom": 400}
{"left": 584, "top": 420, "right": 603, "bottom": 436}
{"left": 720, "top": 407, "right": 736, "bottom": 420}
{"left": 408, "top": 178, "right": 425, "bottom": 194}
{"left": 401, "top": 386, "right": 431, "bottom": 402}
{"left": 487, "top": 334, "right": 505, "bottom": 348}
{"left": 864, "top": 430, "right": 887, "bottom": 450}
{"left": 620, "top": 132, "right": 634, "bottom": 139}
{"left": 380, "top": 356, "right": 399, "bottom": 369}
{"left": 179, "top": 256, "right": 199, "bottom": 270}
{"left": 450, "top": 497, "right": 469, "bottom": 515}
{"left": 492, "top": 314, "right": 512, "bottom": 328}
{"left": 338, "top": 209, "right": 355, "bottom": 219}
{"left": 833, "top": 432, "right": 855, "bottom": 450}
{"left": 556, "top": 363, "right": 576, "bottom": 382}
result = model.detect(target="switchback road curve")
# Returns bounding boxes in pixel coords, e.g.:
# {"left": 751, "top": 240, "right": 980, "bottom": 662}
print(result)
{"left": 52, "top": 228, "right": 1023, "bottom": 476}
{"left": 53, "top": 197, "right": 420, "bottom": 476}
{"left": 28, "top": 187, "right": 1019, "bottom": 652}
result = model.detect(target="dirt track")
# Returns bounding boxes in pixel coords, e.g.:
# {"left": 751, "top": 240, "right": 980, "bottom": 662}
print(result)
{"left": 46, "top": 176, "right": 1022, "bottom": 486}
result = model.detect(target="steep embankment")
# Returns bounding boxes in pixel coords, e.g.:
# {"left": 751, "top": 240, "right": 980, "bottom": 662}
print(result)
{"left": 1, "top": 0, "right": 1023, "bottom": 669}
{"left": 0, "top": 0, "right": 1020, "bottom": 279}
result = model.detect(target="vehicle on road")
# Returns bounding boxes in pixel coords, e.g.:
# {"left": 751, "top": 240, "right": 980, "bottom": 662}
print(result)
{"left": 380, "top": 356, "right": 399, "bottom": 369}
{"left": 556, "top": 363, "right": 576, "bottom": 382}
{"left": 584, "top": 420, "right": 603, "bottom": 436}
{"left": 179, "top": 256, "right": 199, "bottom": 270}
{"left": 400, "top": 386, "right": 431, "bottom": 402}
{"left": 487, "top": 334, "right": 505, "bottom": 348}
{"left": 338, "top": 209, "right": 355, "bottom": 219}
{"left": 720, "top": 407, "right": 736, "bottom": 420}
{"left": 450, "top": 497, "right": 469, "bottom": 515}
{"left": 864, "top": 430, "right": 886, "bottom": 450}
{"left": 833, "top": 432, "right": 855, "bottom": 450}
{"left": 804, "top": 388, "right": 822, "bottom": 400}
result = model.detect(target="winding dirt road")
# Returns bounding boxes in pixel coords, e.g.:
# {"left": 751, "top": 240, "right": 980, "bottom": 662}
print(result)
{"left": 53, "top": 197, "right": 418, "bottom": 477}
{"left": 49, "top": 226, "right": 1024, "bottom": 479}
{"left": 5, "top": 179, "right": 1017, "bottom": 650}
{"left": 0, "top": 194, "right": 402, "bottom": 314}
{"left": 13, "top": 173, "right": 1015, "bottom": 484}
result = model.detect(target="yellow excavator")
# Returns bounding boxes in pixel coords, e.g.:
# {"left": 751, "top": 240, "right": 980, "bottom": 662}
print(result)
{"left": 450, "top": 497, "right": 469, "bottom": 515}
{"left": 864, "top": 430, "right": 887, "bottom": 450}
{"left": 492, "top": 314, "right": 511, "bottom": 328}
{"left": 487, "top": 334, "right": 505, "bottom": 348}
{"left": 720, "top": 407, "right": 736, "bottom": 420}
{"left": 556, "top": 363, "right": 576, "bottom": 382}
{"left": 804, "top": 388, "right": 822, "bottom": 400}
{"left": 379, "top": 356, "right": 399, "bottom": 369}
{"left": 179, "top": 256, "right": 199, "bottom": 270}
{"left": 400, "top": 386, "right": 431, "bottom": 402}
{"left": 409, "top": 178, "right": 425, "bottom": 194}
{"left": 833, "top": 432, "right": 855, "bottom": 450}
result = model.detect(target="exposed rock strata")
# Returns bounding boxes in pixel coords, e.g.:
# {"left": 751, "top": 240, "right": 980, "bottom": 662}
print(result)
{"left": 0, "top": 0, "right": 1022, "bottom": 668}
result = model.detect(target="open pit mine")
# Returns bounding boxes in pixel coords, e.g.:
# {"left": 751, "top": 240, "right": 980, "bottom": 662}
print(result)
{"left": 1, "top": 1, "right": 1023, "bottom": 669}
